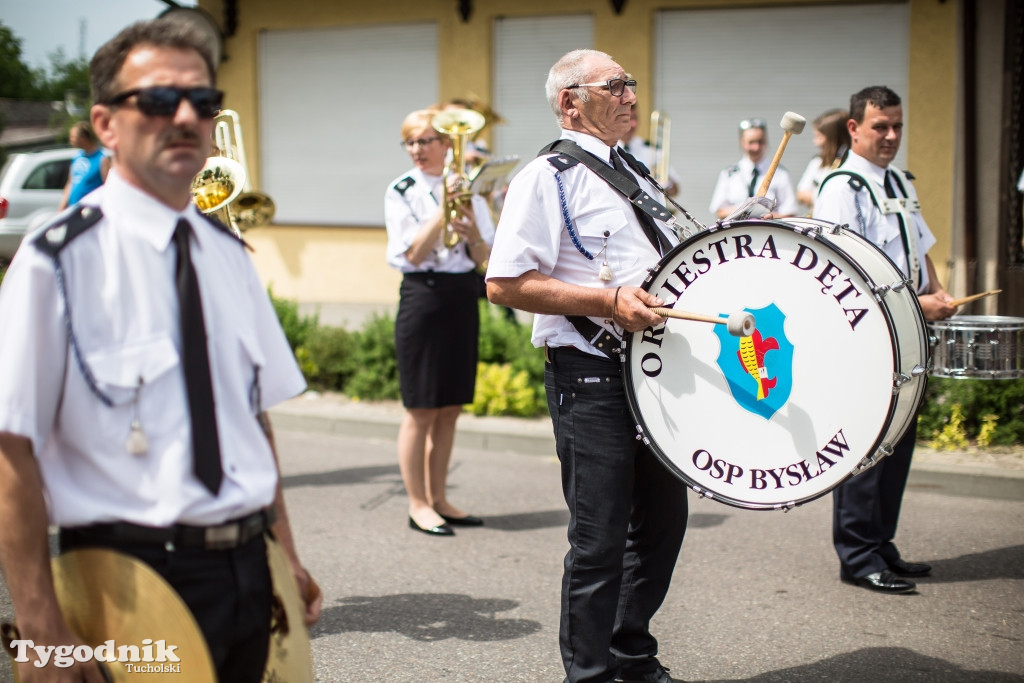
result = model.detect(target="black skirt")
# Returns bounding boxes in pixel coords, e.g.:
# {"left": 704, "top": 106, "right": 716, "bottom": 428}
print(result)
{"left": 395, "top": 271, "right": 480, "bottom": 408}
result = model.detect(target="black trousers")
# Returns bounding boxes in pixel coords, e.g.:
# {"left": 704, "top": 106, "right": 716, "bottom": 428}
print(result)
{"left": 59, "top": 532, "right": 273, "bottom": 683}
{"left": 545, "top": 347, "right": 689, "bottom": 683}
{"left": 832, "top": 420, "right": 917, "bottom": 580}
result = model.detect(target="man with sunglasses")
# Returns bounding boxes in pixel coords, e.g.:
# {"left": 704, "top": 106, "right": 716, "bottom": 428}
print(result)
{"left": 487, "top": 49, "right": 687, "bottom": 683}
{"left": 709, "top": 117, "right": 799, "bottom": 219}
{"left": 0, "top": 18, "right": 320, "bottom": 682}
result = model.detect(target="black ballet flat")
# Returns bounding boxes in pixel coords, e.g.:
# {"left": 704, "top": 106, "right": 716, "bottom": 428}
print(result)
{"left": 440, "top": 514, "right": 484, "bottom": 527}
{"left": 408, "top": 516, "right": 454, "bottom": 536}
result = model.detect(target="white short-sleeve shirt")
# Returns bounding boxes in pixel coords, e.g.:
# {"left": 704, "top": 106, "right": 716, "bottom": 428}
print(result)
{"left": 709, "top": 155, "right": 799, "bottom": 217}
{"left": 813, "top": 151, "right": 937, "bottom": 294}
{"left": 0, "top": 170, "right": 306, "bottom": 527}
{"left": 486, "top": 130, "right": 677, "bottom": 355}
{"left": 384, "top": 167, "right": 495, "bottom": 273}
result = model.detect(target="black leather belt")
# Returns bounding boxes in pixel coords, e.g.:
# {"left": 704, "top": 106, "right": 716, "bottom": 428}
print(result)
{"left": 60, "top": 507, "right": 276, "bottom": 551}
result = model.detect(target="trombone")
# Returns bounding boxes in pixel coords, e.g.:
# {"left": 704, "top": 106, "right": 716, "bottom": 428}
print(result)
{"left": 650, "top": 110, "right": 671, "bottom": 189}
{"left": 191, "top": 110, "right": 275, "bottom": 236}
{"left": 431, "top": 108, "right": 487, "bottom": 248}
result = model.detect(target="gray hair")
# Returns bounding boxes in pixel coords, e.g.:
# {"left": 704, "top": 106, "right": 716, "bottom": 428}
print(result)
{"left": 545, "top": 49, "right": 613, "bottom": 125}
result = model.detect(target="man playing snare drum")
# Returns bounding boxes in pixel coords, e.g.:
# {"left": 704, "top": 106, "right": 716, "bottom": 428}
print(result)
{"left": 815, "top": 85, "right": 957, "bottom": 594}
{"left": 487, "top": 49, "right": 687, "bottom": 683}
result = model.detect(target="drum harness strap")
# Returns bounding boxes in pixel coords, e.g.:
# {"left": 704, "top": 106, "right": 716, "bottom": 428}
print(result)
{"left": 819, "top": 167, "right": 923, "bottom": 291}
{"left": 538, "top": 140, "right": 704, "bottom": 359}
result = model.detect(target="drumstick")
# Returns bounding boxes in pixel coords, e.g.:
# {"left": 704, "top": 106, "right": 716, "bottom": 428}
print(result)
{"left": 650, "top": 307, "right": 756, "bottom": 337}
{"left": 949, "top": 289, "right": 1001, "bottom": 307}
{"left": 756, "top": 112, "right": 806, "bottom": 198}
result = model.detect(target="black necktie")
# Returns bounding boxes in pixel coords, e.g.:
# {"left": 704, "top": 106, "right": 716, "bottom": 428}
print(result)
{"left": 748, "top": 166, "right": 760, "bottom": 196}
{"left": 884, "top": 170, "right": 899, "bottom": 198}
{"left": 175, "top": 219, "right": 223, "bottom": 495}
{"left": 611, "top": 149, "right": 670, "bottom": 256}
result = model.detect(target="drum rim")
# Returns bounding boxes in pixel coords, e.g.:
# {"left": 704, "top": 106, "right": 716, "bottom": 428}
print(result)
{"left": 623, "top": 219, "right": 918, "bottom": 510}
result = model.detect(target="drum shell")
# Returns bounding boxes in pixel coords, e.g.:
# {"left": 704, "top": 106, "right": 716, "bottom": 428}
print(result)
{"left": 927, "top": 315, "right": 1024, "bottom": 379}
{"left": 624, "top": 218, "right": 929, "bottom": 510}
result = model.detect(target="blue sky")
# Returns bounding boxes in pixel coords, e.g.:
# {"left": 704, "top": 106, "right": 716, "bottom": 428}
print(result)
{"left": 2, "top": 0, "right": 197, "bottom": 70}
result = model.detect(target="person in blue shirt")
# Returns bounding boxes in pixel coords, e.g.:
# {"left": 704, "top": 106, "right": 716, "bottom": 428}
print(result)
{"left": 58, "top": 121, "right": 111, "bottom": 210}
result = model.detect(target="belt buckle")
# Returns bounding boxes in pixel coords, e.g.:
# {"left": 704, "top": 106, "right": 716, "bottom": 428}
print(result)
{"left": 204, "top": 523, "right": 240, "bottom": 550}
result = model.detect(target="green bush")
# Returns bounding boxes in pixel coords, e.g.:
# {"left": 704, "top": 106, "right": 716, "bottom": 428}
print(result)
{"left": 469, "top": 362, "right": 543, "bottom": 417}
{"left": 478, "top": 301, "right": 545, "bottom": 395}
{"left": 917, "top": 377, "right": 1024, "bottom": 448}
{"left": 298, "top": 325, "right": 355, "bottom": 392}
{"left": 0, "top": 263, "right": 6, "bottom": 286}
{"left": 344, "top": 312, "right": 400, "bottom": 401}
{"left": 269, "top": 288, "right": 318, "bottom": 352}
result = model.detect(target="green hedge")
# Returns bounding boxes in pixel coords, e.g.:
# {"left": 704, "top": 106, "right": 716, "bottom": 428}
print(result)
{"left": 917, "top": 376, "right": 1024, "bottom": 448}
{"left": 270, "top": 293, "right": 547, "bottom": 416}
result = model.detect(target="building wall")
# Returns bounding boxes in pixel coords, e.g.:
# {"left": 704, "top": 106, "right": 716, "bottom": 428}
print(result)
{"left": 198, "top": 0, "right": 959, "bottom": 305}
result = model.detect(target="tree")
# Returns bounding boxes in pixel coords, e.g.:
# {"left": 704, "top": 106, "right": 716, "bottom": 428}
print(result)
{"left": 0, "top": 21, "right": 38, "bottom": 99}
{"left": 38, "top": 47, "right": 91, "bottom": 104}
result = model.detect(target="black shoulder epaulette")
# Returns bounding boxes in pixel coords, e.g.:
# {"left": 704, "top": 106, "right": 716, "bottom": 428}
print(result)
{"left": 198, "top": 212, "right": 251, "bottom": 250}
{"left": 904, "top": 169, "right": 916, "bottom": 180}
{"left": 393, "top": 176, "right": 416, "bottom": 196}
{"left": 545, "top": 154, "right": 580, "bottom": 172}
{"left": 725, "top": 164, "right": 740, "bottom": 176}
{"left": 32, "top": 205, "right": 103, "bottom": 257}
{"left": 537, "top": 140, "right": 582, "bottom": 172}
{"left": 846, "top": 175, "right": 865, "bottom": 191}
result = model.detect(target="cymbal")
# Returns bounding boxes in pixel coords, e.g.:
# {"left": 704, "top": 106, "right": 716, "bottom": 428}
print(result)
{"left": 263, "top": 538, "right": 315, "bottom": 682}
{"left": 52, "top": 548, "right": 215, "bottom": 682}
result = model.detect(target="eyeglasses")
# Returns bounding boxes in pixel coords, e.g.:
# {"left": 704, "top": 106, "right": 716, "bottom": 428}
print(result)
{"left": 400, "top": 136, "right": 441, "bottom": 149}
{"left": 739, "top": 118, "right": 767, "bottom": 131}
{"left": 102, "top": 86, "right": 223, "bottom": 118}
{"left": 567, "top": 78, "right": 638, "bottom": 98}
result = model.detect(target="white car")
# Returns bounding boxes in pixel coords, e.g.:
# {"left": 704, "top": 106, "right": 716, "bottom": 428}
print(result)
{"left": 0, "top": 148, "right": 76, "bottom": 262}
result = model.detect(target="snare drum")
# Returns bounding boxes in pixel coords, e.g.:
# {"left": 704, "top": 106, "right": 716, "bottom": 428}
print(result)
{"left": 624, "top": 218, "right": 929, "bottom": 510}
{"left": 928, "top": 316, "right": 1024, "bottom": 379}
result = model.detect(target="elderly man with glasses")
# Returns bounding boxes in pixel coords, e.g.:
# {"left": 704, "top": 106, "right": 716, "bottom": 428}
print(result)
{"left": 709, "top": 116, "right": 799, "bottom": 219}
{"left": 0, "top": 17, "right": 320, "bottom": 682}
{"left": 487, "top": 49, "right": 688, "bottom": 683}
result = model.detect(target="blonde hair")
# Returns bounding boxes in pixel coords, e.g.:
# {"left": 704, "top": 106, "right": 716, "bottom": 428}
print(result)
{"left": 400, "top": 108, "right": 441, "bottom": 141}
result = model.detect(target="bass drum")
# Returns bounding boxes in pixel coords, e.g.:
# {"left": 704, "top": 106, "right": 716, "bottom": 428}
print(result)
{"left": 624, "top": 218, "right": 929, "bottom": 510}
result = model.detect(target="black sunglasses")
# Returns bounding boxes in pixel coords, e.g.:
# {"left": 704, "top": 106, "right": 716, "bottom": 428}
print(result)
{"left": 102, "top": 86, "right": 223, "bottom": 118}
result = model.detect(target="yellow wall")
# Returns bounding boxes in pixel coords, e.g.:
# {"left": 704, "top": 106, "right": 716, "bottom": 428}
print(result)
{"left": 907, "top": 0, "right": 958, "bottom": 285}
{"left": 199, "top": 0, "right": 958, "bottom": 304}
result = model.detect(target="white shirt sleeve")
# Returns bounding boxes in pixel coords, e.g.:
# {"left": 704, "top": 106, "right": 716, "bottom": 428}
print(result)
{"left": 0, "top": 247, "right": 67, "bottom": 454}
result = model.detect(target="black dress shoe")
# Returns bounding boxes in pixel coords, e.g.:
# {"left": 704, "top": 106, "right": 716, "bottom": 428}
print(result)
{"left": 889, "top": 558, "right": 932, "bottom": 577}
{"left": 440, "top": 513, "right": 484, "bottom": 527}
{"left": 844, "top": 570, "right": 916, "bottom": 594}
{"left": 616, "top": 665, "right": 678, "bottom": 682}
{"left": 408, "top": 517, "right": 454, "bottom": 536}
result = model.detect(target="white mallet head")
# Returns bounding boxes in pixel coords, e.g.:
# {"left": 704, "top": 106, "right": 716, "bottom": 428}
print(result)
{"left": 780, "top": 111, "right": 806, "bottom": 135}
{"left": 727, "top": 311, "right": 756, "bottom": 337}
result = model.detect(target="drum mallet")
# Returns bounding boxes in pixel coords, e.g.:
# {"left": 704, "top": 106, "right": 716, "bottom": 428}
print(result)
{"left": 756, "top": 111, "right": 806, "bottom": 198}
{"left": 650, "top": 307, "right": 756, "bottom": 337}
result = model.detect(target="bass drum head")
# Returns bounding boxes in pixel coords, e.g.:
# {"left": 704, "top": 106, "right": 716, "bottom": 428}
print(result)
{"left": 625, "top": 219, "right": 919, "bottom": 510}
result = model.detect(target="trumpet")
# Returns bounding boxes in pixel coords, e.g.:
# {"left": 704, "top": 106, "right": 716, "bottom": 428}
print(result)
{"left": 432, "top": 108, "right": 487, "bottom": 248}
{"left": 191, "top": 110, "right": 275, "bottom": 235}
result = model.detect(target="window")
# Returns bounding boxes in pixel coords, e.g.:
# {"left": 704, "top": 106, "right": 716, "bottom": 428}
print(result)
{"left": 24, "top": 159, "right": 71, "bottom": 190}
{"left": 259, "top": 22, "right": 439, "bottom": 226}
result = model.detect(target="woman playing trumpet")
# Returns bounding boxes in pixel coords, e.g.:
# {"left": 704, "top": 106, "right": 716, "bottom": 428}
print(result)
{"left": 384, "top": 108, "right": 494, "bottom": 536}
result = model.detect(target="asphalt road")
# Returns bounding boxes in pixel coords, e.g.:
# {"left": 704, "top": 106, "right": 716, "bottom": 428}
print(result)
{"left": 1, "top": 427, "right": 1022, "bottom": 682}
